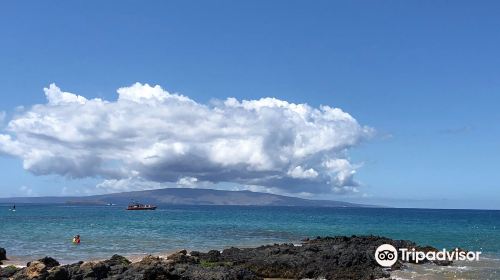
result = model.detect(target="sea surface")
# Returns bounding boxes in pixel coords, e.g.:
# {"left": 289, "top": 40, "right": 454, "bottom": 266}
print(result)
{"left": 1, "top": 205, "right": 499, "bottom": 279}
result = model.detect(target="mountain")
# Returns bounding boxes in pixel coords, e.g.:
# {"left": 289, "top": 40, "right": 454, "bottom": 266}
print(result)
{"left": 0, "top": 188, "right": 372, "bottom": 207}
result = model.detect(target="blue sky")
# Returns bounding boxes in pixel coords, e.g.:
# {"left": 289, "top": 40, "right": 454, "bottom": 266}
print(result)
{"left": 0, "top": 1, "right": 499, "bottom": 209}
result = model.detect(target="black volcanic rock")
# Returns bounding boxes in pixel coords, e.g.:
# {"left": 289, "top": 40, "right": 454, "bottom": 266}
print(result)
{"left": 0, "top": 265, "right": 19, "bottom": 278}
{"left": 0, "top": 248, "right": 6, "bottom": 260}
{"left": 28, "top": 257, "right": 60, "bottom": 268}
{"left": 4, "top": 236, "right": 452, "bottom": 280}
{"left": 194, "top": 235, "right": 414, "bottom": 279}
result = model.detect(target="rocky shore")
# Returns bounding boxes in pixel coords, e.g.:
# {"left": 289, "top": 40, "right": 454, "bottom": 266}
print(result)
{"left": 0, "top": 235, "right": 454, "bottom": 280}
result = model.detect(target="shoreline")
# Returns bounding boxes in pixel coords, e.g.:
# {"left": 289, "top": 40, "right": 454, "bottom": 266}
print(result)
{"left": 0, "top": 239, "right": 309, "bottom": 268}
{"left": 0, "top": 251, "right": 181, "bottom": 268}
{"left": 4, "top": 248, "right": 499, "bottom": 268}
{"left": 2, "top": 235, "right": 498, "bottom": 280}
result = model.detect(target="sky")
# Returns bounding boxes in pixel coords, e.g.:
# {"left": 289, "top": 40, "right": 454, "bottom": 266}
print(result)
{"left": 0, "top": 1, "right": 499, "bottom": 209}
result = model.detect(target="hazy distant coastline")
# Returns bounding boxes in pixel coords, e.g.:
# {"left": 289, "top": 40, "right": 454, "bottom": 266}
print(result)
{"left": 0, "top": 188, "right": 374, "bottom": 207}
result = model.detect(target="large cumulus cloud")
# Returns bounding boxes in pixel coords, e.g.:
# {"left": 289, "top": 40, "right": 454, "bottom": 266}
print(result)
{"left": 0, "top": 83, "right": 373, "bottom": 194}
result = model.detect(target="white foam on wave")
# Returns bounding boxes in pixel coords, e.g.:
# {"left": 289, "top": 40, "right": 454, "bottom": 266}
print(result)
{"left": 391, "top": 257, "right": 500, "bottom": 280}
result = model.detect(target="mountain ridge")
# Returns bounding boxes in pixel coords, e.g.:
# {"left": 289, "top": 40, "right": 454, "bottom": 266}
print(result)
{"left": 0, "top": 187, "right": 374, "bottom": 207}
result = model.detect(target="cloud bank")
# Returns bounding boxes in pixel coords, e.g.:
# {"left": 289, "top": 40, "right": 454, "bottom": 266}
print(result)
{"left": 0, "top": 83, "right": 373, "bottom": 194}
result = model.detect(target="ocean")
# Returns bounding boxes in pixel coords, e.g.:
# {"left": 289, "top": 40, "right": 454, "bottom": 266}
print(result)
{"left": 1, "top": 205, "right": 499, "bottom": 278}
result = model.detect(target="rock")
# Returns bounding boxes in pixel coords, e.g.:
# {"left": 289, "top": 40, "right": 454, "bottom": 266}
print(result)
{"left": 38, "top": 256, "right": 60, "bottom": 268}
{"left": 59, "top": 261, "right": 84, "bottom": 279}
{"left": 4, "top": 236, "right": 455, "bottom": 280}
{"left": 167, "top": 249, "right": 198, "bottom": 264}
{"left": 106, "top": 254, "right": 131, "bottom": 266}
{"left": 135, "top": 255, "right": 164, "bottom": 267}
{"left": 189, "top": 250, "right": 201, "bottom": 257}
{"left": 123, "top": 255, "right": 174, "bottom": 279}
{"left": 102, "top": 254, "right": 131, "bottom": 275}
{"left": 78, "top": 261, "right": 110, "bottom": 279}
{"left": 201, "top": 250, "right": 221, "bottom": 262}
{"left": 0, "top": 247, "right": 6, "bottom": 260}
{"left": 0, "top": 265, "right": 20, "bottom": 278}
{"left": 195, "top": 235, "right": 418, "bottom": 280}
{"left": 23, "top": 260, "right": 49, "bottom": 279}
{"left": 181, "top": 265, "right": 260, "bottom": 280}
{"left": 14, "top": 256, "right": 61, "bottom": 280}
{"left": 46, "top": 266, "right": 69, "bottom": 280}
{"left": 166, "top": 249, "right": 187, "bottom": 259}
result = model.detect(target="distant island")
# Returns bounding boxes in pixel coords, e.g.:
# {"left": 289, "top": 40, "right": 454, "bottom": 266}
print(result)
{"left": 0, "top": 188, "right": 373, "bottom": 207}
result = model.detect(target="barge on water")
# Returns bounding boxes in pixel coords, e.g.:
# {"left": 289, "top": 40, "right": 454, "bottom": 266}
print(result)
{"left": 126, "top": 201, "right": 157, "bottom": 210}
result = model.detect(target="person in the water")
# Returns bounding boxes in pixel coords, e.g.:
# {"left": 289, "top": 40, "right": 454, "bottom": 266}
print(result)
{"left": 72, "top": 235, "right": 80, "bottom": 244}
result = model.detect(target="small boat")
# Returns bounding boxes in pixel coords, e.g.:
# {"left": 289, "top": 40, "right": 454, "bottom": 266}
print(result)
{"left": 126, "top": 201, "right": 157, "bottom": 210}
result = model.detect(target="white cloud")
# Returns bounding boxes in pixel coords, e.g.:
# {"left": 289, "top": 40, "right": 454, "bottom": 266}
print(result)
{"left": 177, "top": 176, "right": 199, "bottom": 187}
{"left": 0, "top": 83, "right": 373, "bottom": 194}
{"left": 95, "top": 176, "right": 212, "bottom": 194}
{"left": 231, "top": 184, "right": 317, "bottom": 199}
{"left": 323, "top": 158, "right": 361, "bottom": 191}
{"left": 287, "top": 166, "right": 318, "bottom": 179}
{"left": 96, "top": 177, "right": 164, "bottom": 193}
{"left": 44, "top": 83, "right": 88, "bottom": 105}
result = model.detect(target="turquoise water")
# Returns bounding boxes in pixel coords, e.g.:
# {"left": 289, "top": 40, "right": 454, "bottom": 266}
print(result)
{"left": 1, "top": 205, "right": 499, "bottom": 264}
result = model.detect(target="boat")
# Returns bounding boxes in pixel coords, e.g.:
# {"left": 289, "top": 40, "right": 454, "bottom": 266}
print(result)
{"left": 126, "top": 201, "right": 157, "bottom": 210}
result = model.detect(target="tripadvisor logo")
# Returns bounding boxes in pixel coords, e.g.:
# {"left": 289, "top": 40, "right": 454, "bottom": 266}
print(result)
{"left": 375, "top": 244, "right": 398, "bottom": 267}
{"left": 374, "top": 244, "right": 482, "bottom": 267}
